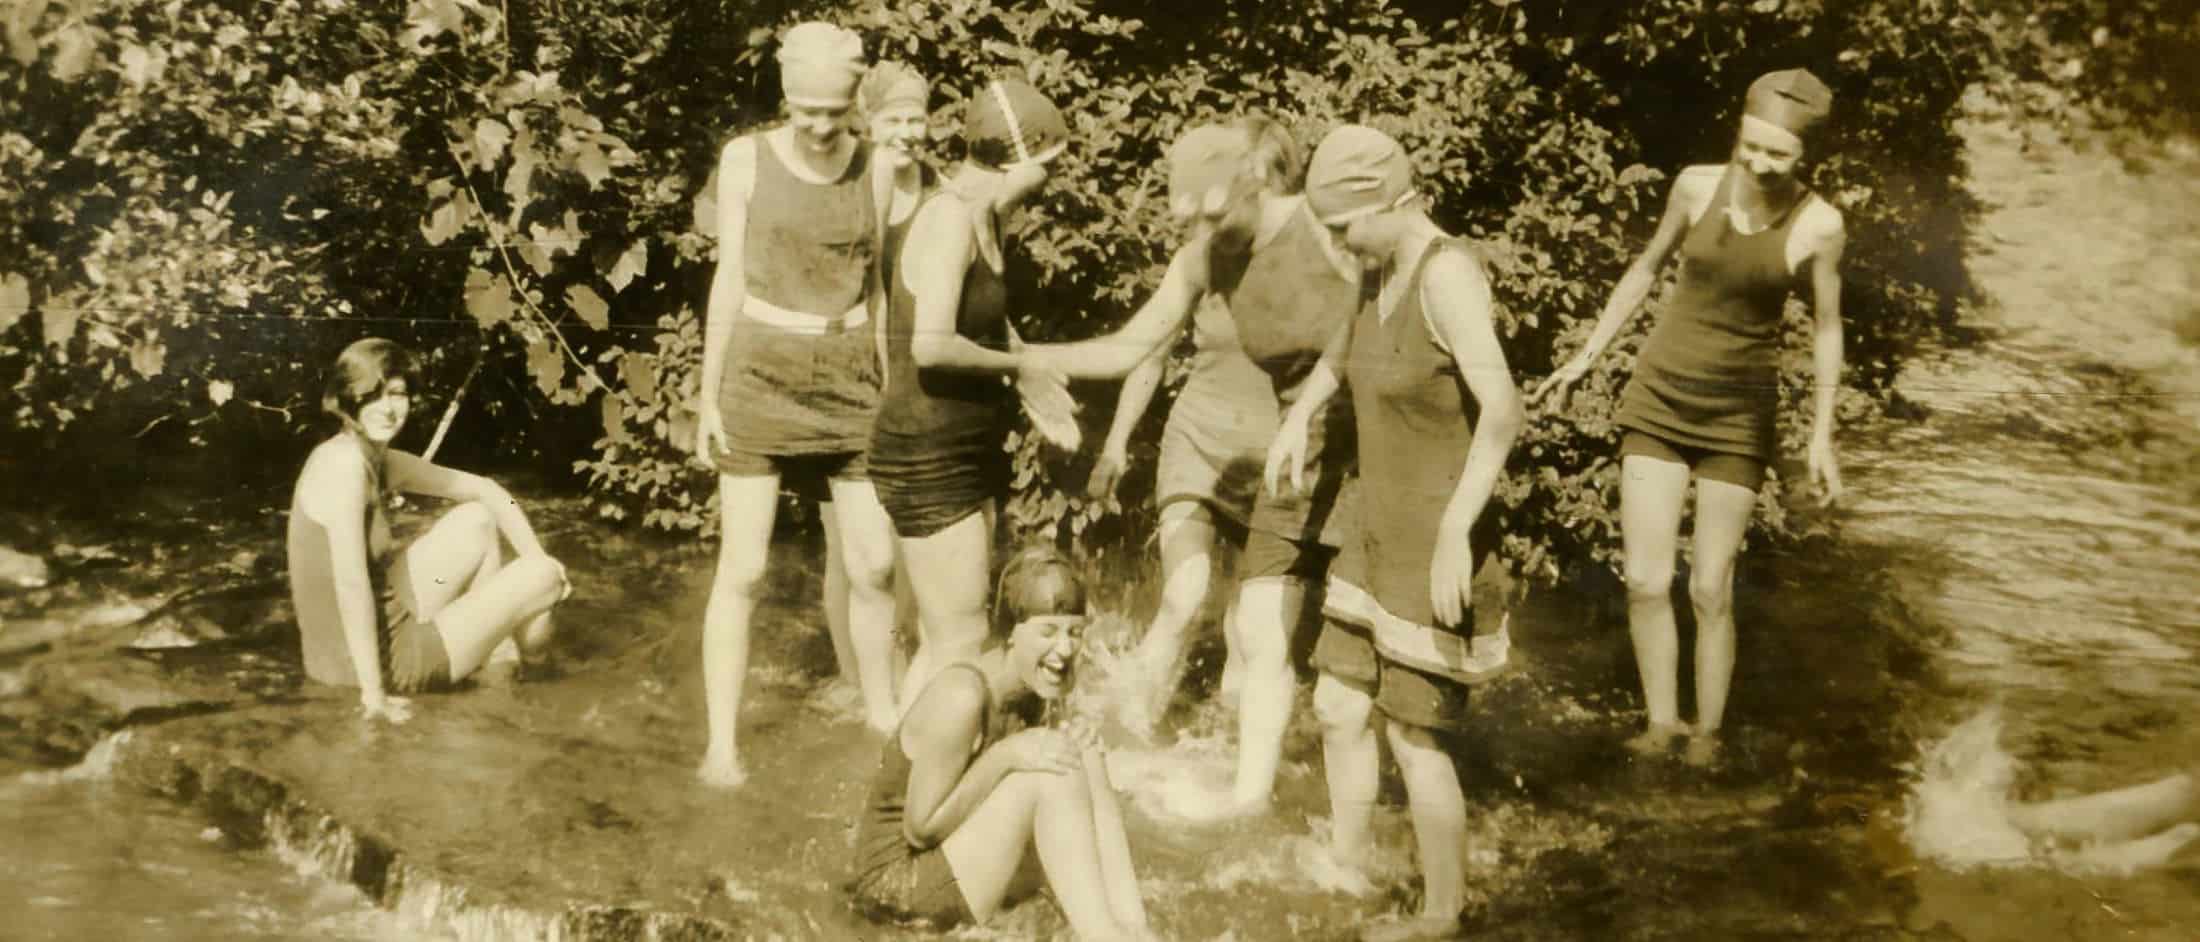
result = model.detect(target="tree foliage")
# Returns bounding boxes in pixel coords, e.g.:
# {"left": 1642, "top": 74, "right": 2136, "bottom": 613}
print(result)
{"left": 0, "top": 0, "right": 2178, "bottom": 579}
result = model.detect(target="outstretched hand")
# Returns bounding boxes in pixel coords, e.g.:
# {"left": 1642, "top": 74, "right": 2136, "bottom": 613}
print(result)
{"left": 1527, "top": 359, "right": 1588, "bottom": 415}
{"left": 1018, "top": 362, "right": 1083, "bottom": 451}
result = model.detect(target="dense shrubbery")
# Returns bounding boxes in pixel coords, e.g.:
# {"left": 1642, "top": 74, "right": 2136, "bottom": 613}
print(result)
{"left": 0, "top": 0, "right": 2181, "bottom": 580}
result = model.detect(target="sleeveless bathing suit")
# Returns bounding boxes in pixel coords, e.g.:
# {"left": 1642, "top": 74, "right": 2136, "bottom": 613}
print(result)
{"left": 1616, "top": 167, "right": 1817, "bottom": 465}
{"left": 869, "top": 193, "right": 1019, "bottom": 539}
{"left": 716, "top": 132, "right": 882, "bottom": 466}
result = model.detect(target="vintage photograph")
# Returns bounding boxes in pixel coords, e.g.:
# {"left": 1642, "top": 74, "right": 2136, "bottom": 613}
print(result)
{"left": 3, "top": 0, "right": 2195, "bottom": 939}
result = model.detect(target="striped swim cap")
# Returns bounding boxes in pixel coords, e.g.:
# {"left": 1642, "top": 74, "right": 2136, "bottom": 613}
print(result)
{"left": 966, "top": 77, "right": 1067, "bottom": 170}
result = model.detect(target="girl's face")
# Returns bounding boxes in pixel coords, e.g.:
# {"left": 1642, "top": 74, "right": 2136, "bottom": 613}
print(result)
{"left": 1183, "top": 173, "right": 1264, "bottom": 250}
{"left": 1733, "top": 116, "right": 1805, "bottom": 190}
{"left": 1008, "top": 614, "right": 1084, "bottom": 700}
{"left": 355, "top": 378, "right": 411, "bottom": 445}
{"left": 868, "top": 105, "right": 929, "bottom": 170}
{"left": 1326, "top": 208, "right": 1401, "bottom": 269}
{"left": 787, "top": 101, "right": 853, "bottom": 151}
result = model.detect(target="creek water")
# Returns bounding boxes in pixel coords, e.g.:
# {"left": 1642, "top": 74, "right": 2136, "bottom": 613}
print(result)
{"left": 5, "top": 138, "right": 2198, "bottom": 939}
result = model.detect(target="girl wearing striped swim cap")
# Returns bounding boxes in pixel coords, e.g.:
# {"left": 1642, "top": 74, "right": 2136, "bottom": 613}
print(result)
{"left": 1531, "top": 68, "right": 1849, "bottom": 770}
{"left": 868, "top": 75, "right": 1083, "bottom": 734}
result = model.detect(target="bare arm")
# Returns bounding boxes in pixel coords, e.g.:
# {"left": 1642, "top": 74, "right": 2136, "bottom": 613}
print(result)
{"left": 1424, "top": 250, "right": 1524, "bottom": 626}
{"left": 898, "top": 674, "right": 1073, "bottom": 847}
{"left": 905, "top": 195, "right": 1028, "bottom": 375}
{"left": 1805, "top": 209, "right": 1847, "bottom": 441}
{"left": 299, "top": 449, "right": 389, "bottom": 706}
{"left": 1029, "top": 242, "right": 1209, "bottom": 380}
{"left": 385, "top": 450, "right": 549, "bottom": 559}
{"left": 1426, "top": 251, "right": 1524, "bottom": 536}
{"left": 1571, "top": 176, "right": 1696, "bottom": 366}
{"left": 1100, "top": 346, "right": 1166, "bottom": 456}
{"left": 694, "top": 139, "right": 754, "bottom": 458}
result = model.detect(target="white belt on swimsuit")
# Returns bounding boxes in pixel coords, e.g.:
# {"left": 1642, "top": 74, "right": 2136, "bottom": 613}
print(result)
{"left": 1322, "top": 576, "right": 1512, "bottom": 685}
{"left": 740, "top": 295, "right": 870, "bottom": 334}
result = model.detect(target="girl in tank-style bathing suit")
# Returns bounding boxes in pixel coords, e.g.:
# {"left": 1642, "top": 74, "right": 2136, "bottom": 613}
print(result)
{"left": 691, "top": 22, "right": 903, "bottom": 787}
{"left": 1532, "top": 68, "right": 1850, "bottom": 768}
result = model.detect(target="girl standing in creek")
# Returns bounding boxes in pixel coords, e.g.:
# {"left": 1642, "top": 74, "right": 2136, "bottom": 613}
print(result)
{"left": 1533, "top": 68, "right": 1850, "bottom": 768}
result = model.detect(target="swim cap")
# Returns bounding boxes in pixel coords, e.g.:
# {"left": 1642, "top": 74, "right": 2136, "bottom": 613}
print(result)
{"left": 777, "top": 22, "right": 864, "bottom": 109}
{"left": 966, "top": 77, "right": 1067, "bottom": 170}
{"left": 1744, "top": 68, "right": 1833, "bottom": 138}
{"left": 1166, "top": 124, "right": 1252, "bottom": 219}
{"left": 1305, "top": 124, "right": 1414, "bottom": 224}
{"left": 859, "top": 60, "right": 929, "bottom": 119}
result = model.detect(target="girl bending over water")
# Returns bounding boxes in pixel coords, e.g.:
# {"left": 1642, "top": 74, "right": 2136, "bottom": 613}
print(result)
{"left": 1533, "top": 68, "right": 1850, "bottom": 767}
{"left": 286, "top": 338, "right": 570, "bottom": 723}
{"left": 849, "top": 547, "right": 1156, "bottom": 940}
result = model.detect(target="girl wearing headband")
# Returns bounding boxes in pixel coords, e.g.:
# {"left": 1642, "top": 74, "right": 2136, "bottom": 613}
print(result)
{"left": 1530, "top": 69, "right": 1849, "bottom": 767}
{"left": 848, "top": 547, "right": 1157, "bottom": 940}
{"left": 693, "top": 21, "right": 902, "bottom": 787}
{"left": 868, "top": 75, "right": 1081, "bottom": 709}
{"left": 287, "top": 339, "right": 570, "bottom": 725}
{"left": 1084, "top": 115, "right": 1297, "bottom": 733}
{"left": 1273, "top": 124, "right": 1524, "bottom": 941}
{"left": 1025, "top": 118, "right": 1364, "bottom": 817}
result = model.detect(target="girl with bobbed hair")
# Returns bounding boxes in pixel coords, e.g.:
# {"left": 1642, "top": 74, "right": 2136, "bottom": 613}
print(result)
{"left": 286, "top": 338, "right": 569, "bottom": 723}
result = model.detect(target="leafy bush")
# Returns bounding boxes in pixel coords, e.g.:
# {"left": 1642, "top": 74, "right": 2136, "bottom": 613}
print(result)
{"left": 0, "top": 0, "right": 2172, "bottom": 582}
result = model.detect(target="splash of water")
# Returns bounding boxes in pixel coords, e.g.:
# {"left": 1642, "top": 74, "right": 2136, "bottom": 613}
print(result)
{"left": 1903, "top": 706, "right": 2035, "bottom": 869}
{"left": 13, "top": 730, "right": 133, "bottom": 786}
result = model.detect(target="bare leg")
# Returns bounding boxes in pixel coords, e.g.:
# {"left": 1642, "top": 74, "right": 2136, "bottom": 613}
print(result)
{"left": 940, "top": 767, "right": 1137, "bottom": 940}
{"left": 1131, "top": 502, "right": 1219, "bottom": 726}
{"left": 1314, "top": 671, "right": 1381, "bottom": 859}
{"left": 896, "top": 510, "right": 993, "bottom": 716}
{"left": 1218, "top": 598, "right": 1246, "bottom": 710}
{"left": 1685, "top": 477, "right": 1758, "bottom": 767}
{"left": 1374, "top": 723, "right": 1470, "bottom": 939}
{"left": 2010, "top": 771, "right": 2200, "bottom": 844}
{"left": 1080, "top": 747, "right": 1151, "bottom": 932}
{"left": 394, "top": 502, "right": 565, "bottom": 680}
{"left": 827, "top": 479, "right": 904, "bottom": 735}
{"left": 819, "top": 501, "right": 860, "bottom": 687}
{"left": 699, "top": 473, "right": 781, "bottom": 788}
{"left": 1619, "top": 455, "right": 1691, "bottom": 755}
{"left": 1230, "top": 575, "right": 1297, "bottom": 812}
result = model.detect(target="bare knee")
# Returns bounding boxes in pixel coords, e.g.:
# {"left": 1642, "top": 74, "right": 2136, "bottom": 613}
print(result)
{"left": 838, "top": 535, "right": 896, "bottom": 594}
{"left": 1623, "top": 558, "right": 1674, "bottom": 605}
{"left": 1688, "top": 564, "right": 1735, "bottom": 622}
{"left": 711, "top": 540, "right": 770, "bottom": 598}
{"left": 1313, "top": 674, "right": 1374, "bottom": 737}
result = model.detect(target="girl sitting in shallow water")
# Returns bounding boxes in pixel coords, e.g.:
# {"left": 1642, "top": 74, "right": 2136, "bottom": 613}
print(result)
{"left": 286, "top": 338, "right": 570, "bottom": 723}
{"left": 848, "top": 546, "right": 1158, "bottom": 941}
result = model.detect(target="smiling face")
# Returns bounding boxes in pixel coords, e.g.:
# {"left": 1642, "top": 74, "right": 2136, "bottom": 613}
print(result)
{"left": 353, "top": 377, "right": 411, "bottom": 445}
{"left": 1008, "top": 614, "right": 1085, "bottom": 700}
{"left": 867, "top": 104, "right": 928, "bottom": 170}
{"left": 787, "top": 101, "right": 853, "bottom": 151}
{"left": 1733, "top": 115, "right": 1806, "bottom": 190}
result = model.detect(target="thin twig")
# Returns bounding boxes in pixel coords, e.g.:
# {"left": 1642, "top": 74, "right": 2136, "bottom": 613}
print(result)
{"left": 442, "top": 142, "right": 604, "bottom": 392}
{"left": 421, "top": 341, "right": 488, "bottom": 461}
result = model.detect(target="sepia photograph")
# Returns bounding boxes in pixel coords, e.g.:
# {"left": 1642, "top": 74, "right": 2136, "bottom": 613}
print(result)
{"left": 2, "top": 0, "right": 2196, "bottom": 938}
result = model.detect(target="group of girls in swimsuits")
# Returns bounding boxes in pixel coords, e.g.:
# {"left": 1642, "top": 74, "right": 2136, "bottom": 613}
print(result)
{"left": 287, "top": 16, "right": 1859, "bottom": 936}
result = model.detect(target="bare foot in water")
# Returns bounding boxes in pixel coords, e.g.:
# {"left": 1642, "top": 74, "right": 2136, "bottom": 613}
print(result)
{"left": 1683, "top": 728, "right": 1722, "bottom": 769}
{"left": 696, "top": 751, "right": 747, "bottom": 789}
{"left": 1624, "top": 722, "right": 1686, "bottom": 758}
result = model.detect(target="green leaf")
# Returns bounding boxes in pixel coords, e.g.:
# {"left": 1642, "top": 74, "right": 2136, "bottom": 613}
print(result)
{"left": 130, "top": 337, "right": 166, "bottom": 378}
{"left": 208, "top": 379, "right": 235, "bottom": 407}
{"left": 0, "top": 273, "right": 27, "bottom": 335}
{"left": 574, "top": 143, "right": 611, "bottom": 189}
{"left": 566, "top": 284, "right": 609, "bottom": 330}
{"left": 607, "top": 239, "right": 647, "bottom": 293}
{"left": 620, "top": 352, "right": 657, "bottom": 403}
{"left": 600, "top": 393, "right": 625, "bottom": 443}
{"left": 42, "top": 298, "right": 77, "bottom": 349}
{"left": 463, "top": 268, "right": 514, "bottom": 326}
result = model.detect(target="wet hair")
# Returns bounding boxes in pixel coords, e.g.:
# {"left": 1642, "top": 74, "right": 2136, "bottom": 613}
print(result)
{"left": 1233, "top": 112, "right": 1303, "bottom": 195}
{"left": 990, "top": 545, "right": 1088, "bottom": 637}
{"left": 320, "top": 338, "right": 419, "bottom": 428}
